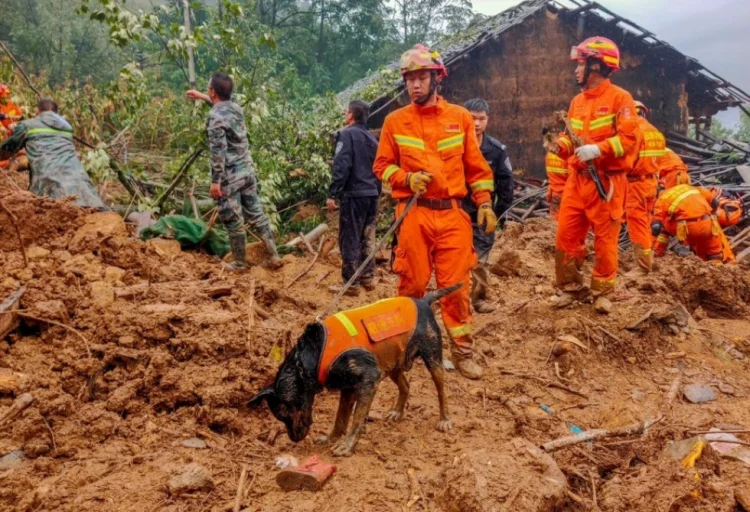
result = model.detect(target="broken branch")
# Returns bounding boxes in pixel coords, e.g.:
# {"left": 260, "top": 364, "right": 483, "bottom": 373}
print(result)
{"left": 0, "top": 201, "right": 28, "bottom": 267}
{"left": 541, "top": 416, "right": 663, "bottom": 452}
{"left": 0, "top": 393, "right": 34, "bottom": 427}
{"left": 286, "top": 237, "right": 325, "bottom": 289}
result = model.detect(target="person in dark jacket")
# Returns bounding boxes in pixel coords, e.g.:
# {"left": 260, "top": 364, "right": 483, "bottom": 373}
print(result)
{"left": 462, "top": 98, "right": 514, "bottom": 313}
{"left": 327, "top": 100, "right": 381, "bottom": 296}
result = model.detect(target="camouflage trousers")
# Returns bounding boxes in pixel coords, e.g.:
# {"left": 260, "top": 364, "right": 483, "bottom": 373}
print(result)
{"left": 217, "top": 172, "right": 272, "bottom": 237}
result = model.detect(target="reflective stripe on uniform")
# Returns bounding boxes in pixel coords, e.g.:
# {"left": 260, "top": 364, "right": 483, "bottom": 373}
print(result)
{"left": 668, "top": 189, "right": 699, "bottom": 215}
{"left": 27, "top": 127, "right": 73, "bottom": 138}
{"left": 437, "top": 133, "right": 465, "bottom": 152}
{"left": 590, "top": 114, "right": 616, "bottom": 130}
{"left": 393, "top": 134, "right": 425, "bottom": 150}
{"left": 448, "top": 324, "right": 472, "bottom": 338}
{"left": 639, "top": 149, "right": 666, "bottom": 158}
{"left": 559, "top": 137, "right": 573, "bottom": 151}
{"left": 570, "top": 118, "right": 584, "bottom": 130}
{"left": 608, "top": 135, "right": 624, "bottom": 157}
{"left": 333, "top": 313, "right": 358, "bottom": 336}
{"left": 470, "top": 179, "right": 493, "bottom": 192}
{"left": 382, "top": 165, "right": 400, "bottom": 182}
{"left": 657, "top": 234, "right": 669, "bottom": 243}
{"left": 546, "top": 166, "right": 568, "bottom": 174}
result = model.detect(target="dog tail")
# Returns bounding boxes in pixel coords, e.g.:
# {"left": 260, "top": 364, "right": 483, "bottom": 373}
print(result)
{"left": 422, "top": 283, "right": 463, "bottom": 305}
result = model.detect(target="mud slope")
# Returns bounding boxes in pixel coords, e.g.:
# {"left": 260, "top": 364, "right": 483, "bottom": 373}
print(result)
{"left": 1, "top": 185, "right": 750, "bottom": 512}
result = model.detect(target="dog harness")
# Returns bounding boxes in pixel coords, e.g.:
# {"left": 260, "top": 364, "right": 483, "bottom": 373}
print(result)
{"left": 317, "top": 297, "right": 419, "bottom": 385}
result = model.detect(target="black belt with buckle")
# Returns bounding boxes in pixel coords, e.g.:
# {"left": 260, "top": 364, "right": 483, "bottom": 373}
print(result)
{"left": 414, "top": 198, "right": 455, "bottom": 210}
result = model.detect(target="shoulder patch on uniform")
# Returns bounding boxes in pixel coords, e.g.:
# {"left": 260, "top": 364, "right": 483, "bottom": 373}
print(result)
{"left": 445, "top": 123, "right": 461, "bottom": 133}
{"left": 595, "top": 106, "right": 610, "bottom": 116}
{"left": 335, "top": 141, "right": 344, "bottom": 155}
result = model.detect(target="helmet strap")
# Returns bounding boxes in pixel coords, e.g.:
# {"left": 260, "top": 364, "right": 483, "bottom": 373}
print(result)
{"left": 414, "top": 71, "right": 439, "bottom": 105}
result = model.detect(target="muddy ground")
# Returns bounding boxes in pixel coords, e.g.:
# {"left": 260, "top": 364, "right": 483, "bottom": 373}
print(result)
{"left": 1, "top": 180, "right": 750, "bottom": 512}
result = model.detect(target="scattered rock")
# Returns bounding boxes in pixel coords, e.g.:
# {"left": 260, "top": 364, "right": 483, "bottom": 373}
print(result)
{"left": 0, "top": 450, "right": 26, "bottom": 470}
{"left": 60, "top": 253, "right": 103, "bottom": 281}
{"left": 0, "top": 369, "right": 26, "bottom": 395}
{"left": 736, "top": 485, "right": 750, "bottom": 511}
{"left": 490, "top": 249, "right": 522, "bottom": 277}
{"left": 104, "top": 266, "right": 126, "bottom": 285}
{"left": 146, "top": 238, "right": 182, "bottom": 258}
{"left": 168, "top": 463, "right": 214, "bottom": 495}
{"left": 665, "top": 436, "right": 705, "bottom": 460}
{"left": 594, "top": 296, "right": 612, "bottom": 315}
{"left": 118, "top": 336, "right": 136, "bottom": 348}
{"left": 53, "top": 250, "right": 72, "bottom": 262}
{"left": 90, "top": 281, "right": 115, "bottom": 307}
{"left": 443, "top": 360, "right": 455, "bottom": 371}
{"left": 433, "top": 439, "right": 566, "bottom": 512}
{"left": 182, "top": 438, "right": 207, "bottom": 449}
{"left": 31, "top": 300, "right": 68, "bottom": 322}
{"left": 683, "top": 384, "right": 717, "bottom": 404}
{"left": 26, "top": 246, "right": 50, "bottom": 260}
{"left": 717, "top": 382, "right": 736, "bottom": 396}
{"left": 693, "top": 306, "right": 706, "bottom": 321}
{"left": 68, "top": 212, "right": 127, "bottom": 251}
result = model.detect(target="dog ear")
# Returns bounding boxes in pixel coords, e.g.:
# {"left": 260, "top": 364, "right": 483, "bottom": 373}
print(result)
{"left": 249, "top": 386, "right": 275, "bottom": 408}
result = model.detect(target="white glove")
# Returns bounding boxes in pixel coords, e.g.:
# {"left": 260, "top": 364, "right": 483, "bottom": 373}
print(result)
{"left": 575, "top": 144, "right": 602, "bottom": 162}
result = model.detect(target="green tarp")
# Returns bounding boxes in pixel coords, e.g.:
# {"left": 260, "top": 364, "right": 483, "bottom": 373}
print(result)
{"left": 140, "top": 215, "right": 230, "bottom": 256}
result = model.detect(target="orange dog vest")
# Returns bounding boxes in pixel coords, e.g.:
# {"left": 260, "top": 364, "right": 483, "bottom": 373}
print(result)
{"left": 318, "top": 298, "right": 419, "bottom": 385}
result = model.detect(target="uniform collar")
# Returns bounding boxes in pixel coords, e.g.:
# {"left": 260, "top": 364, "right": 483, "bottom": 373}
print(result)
{"left": 583, "top": 79, "right": 612, "bottom": 99}
{"left": 411, "top": 96, "right": 447, "bottom": 116}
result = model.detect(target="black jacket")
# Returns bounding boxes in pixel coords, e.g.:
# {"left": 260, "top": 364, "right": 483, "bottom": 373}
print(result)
{"left": 329, "top": 123, "right": 380, "bottom": 199}
{"left": 462, "top": 134, "right": 514, "bottom": 222}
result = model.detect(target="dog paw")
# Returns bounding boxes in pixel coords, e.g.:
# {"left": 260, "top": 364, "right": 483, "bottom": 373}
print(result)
{"left": 331, "top": 439, "right": 355, "bottom": 457}
{"left": 436, "top": 418, "right": 453, "bottom": 433}
{"left": 384, "top": 410, "right": 404, "bottom": 422}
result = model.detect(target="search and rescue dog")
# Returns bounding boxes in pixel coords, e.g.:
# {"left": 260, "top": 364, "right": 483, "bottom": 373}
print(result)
{"left": 250, "top": 285, "right": 460, "bottom": 456}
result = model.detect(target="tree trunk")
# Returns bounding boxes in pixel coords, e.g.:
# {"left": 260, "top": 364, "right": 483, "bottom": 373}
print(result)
{"left": 317, "top": 0, "right": 326, "bottom": 63}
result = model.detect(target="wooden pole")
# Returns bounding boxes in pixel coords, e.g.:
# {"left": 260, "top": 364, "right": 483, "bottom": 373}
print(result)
{"left": 183, "top": 0, "right": 196, "bottom": 88}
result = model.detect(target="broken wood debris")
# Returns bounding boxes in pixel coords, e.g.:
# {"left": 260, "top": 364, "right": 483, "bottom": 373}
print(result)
{"left": 541, "top": 416, "right": 663, "bottom": 452}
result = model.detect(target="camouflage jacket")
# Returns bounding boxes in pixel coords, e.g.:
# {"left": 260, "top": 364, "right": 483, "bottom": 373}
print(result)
{"left": 0, "top": 112, "right": 106, "bottom": 209}
{"left": 206, "top": 101, "right": 256, "bottom": 186}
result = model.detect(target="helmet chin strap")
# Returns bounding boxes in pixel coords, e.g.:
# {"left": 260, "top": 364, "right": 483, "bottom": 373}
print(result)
{"left": 578, "top": 57, "right": 601, "bottom": 87}
{"left": 415, "top": 72, "right": 439, "bottom": 105}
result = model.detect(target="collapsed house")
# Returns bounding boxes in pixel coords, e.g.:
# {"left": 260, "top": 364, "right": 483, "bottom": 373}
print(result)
{"left": 340, "top": 0, "right": 750, "bottom": 178}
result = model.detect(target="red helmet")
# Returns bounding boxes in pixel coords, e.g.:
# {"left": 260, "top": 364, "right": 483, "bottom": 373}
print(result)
{"left": 0, "top": 84, "right": 10, "bottom": 99}
{"left": 634, "top": 101, "right": 648, "bottom": 117}
{"left": 570, "top": 37, "right": 621, "bottom": 72}
{"left": 399, "top": 44, "right": 447, "bottom": 79}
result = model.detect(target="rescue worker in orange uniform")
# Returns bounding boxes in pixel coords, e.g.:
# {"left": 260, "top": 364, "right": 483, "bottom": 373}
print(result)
{"left": 374, "top": 44, "right": 496, "bottom": 380}
{"left": 652, "top": 184, "right": 735, "bottom": 264}
{"left": 706, "top": 187, "right": 743, "bottom": 228}
{"left": 0, "top": 84, "right": 24, "bottom": 170}
{"left": 554, "top": 37, "right": 640, "bottom": 308}
{"left": 659, "top": 148, "right": 691, "bottom": 190}
{"left": 543, "top": 125, "right": 571, "bottom": 220}
{"left": 625, "top": 101, "right": 665, "bottom": 273}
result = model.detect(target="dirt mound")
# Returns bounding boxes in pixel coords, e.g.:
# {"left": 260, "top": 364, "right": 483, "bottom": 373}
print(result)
{"left": 2, "top": 189, "right": 750, "bottom": 511}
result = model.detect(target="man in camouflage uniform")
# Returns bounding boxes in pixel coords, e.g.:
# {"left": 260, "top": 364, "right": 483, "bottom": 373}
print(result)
{"left": 186, "top": 72, "right": 282, "bottom": 270}
{"left": 0, "top": 98, "right": 106, "bottom": 209}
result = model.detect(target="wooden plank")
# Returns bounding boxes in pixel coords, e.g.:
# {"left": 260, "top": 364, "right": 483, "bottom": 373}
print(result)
{"left": 0, "top": 287, "right": 25, "bottom": 339}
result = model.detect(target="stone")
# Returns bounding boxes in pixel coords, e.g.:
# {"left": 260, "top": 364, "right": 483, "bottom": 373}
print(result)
{"left": 54, "top": 250, "right": 72, "bottom": 262}
{"left": 182, "top": 438, "right": 208, "bottom": 449}
{"left": 490, "top": 249, "right": 523, "bottom": 277}
{"left": 69, "top": 212, "right": 127, "bottom": 251}
{"left": 32, "top": 300, "right": 68, "bottom": 322}
{"left": 60, "top": 253, "right": 103, "bottom": 282}
{"left": 0, "top": 369, "right": 26, "bottom": 395}
{"left": 736, "top": 485, "right": 750, "bottom": 511}
{"left": 0, "top": 450, "right": 26, "bottom": 470}
{"left": 683, "top": 383, "right": 717, "bottom": 404}
{"left": 146, "top": 238, "right": 182, "bottom": 258}
{"left": 433, "top": 439, "right": 566, "bottom": 512}
{"left": 118, "top": 336, "right": 136, "bottom": 348}
{"left": 594, "top": 296, "right": 612, "bottom": 315}
{"left": 90, "top": 281, "right": 115, "bottom": 307}
{"left": 665, "top": 436, "right": 704, "bottom": 460}
{"left": 168, "top": 463, "right": 214, "bottom": 495}
{"left": 26, "top": 246, "right": 50, "bottom": 260}
{"left": 104, "top": 266, "right": 126, "bottom": 285}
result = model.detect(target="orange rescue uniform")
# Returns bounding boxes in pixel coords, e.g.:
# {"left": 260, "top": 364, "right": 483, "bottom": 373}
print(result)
{"left": 716, "top": 197, "right": 743, "bottom": 228}
{"left": 0, "top": 99, "right": 22, "bottom": 169}
{"left": 318, "top": 298, "right": 418, "bottom": 384}
{"left": 374, "top": 97, "right": 493, "bottom": 348}
{"left": 626, "top": 116, "right": 665, "bottom": 270}
{"left": 555, "top": 79, "right": 640, "bottom": 295}
{"left": 545, "top": 151, "right": 569, "bottom": 220}
{"left": 652, "top": 184, "right": 734, "bottom": 264}
{"left": 659, "top": 149, "right": 691, "bottom": 189}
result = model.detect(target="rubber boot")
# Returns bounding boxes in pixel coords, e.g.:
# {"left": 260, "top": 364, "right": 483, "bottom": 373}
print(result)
{"left": 450, "top": 338, "right": 483, "bottom": 380}
{"left": 473, "top": 300, "right": 496, "bottom": 314}
{"left": 224, "top": 232, "right": 248, "bottom": 272}
{"left": 259, "top": 228, "right": 283, "bottom": 269}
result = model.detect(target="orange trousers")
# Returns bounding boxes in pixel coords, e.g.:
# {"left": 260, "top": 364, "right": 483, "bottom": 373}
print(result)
{"left": 392, "top": 201, "right": 476, "bottom": 352}
{"left": 683, "top": 218, "right": 725, "bottom": 264}
{"left": 625, "top": 176, "right": 658, "bottom": 271}
{"left": 555, "top": 171, "right": 627, "bottom": 295}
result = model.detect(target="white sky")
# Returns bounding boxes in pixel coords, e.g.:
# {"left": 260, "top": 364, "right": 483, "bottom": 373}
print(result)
{"left": 471, "top": 0, "right": 750, "bottom": 126}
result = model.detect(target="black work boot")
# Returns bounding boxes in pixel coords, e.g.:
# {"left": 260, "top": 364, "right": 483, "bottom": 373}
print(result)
{"left": 224, "top": 233, "right": 248, "bottom": 272}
